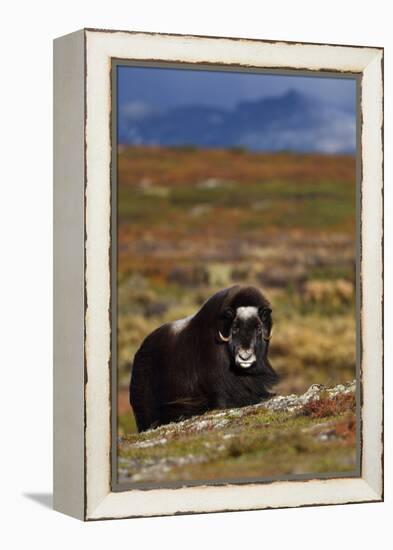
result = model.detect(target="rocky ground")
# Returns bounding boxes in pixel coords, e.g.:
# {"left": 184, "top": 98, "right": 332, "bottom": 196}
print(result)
{"left": 118, "top": 380, "right": 357, "bottom": 484}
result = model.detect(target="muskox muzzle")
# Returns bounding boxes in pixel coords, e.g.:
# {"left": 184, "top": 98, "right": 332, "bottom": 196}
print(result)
{"left": 236, "top": 348, "right": 257, "bottom": 369}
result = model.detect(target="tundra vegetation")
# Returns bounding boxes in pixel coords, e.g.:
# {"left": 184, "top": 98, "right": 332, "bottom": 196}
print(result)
{"left": 117, "top": 146, "right": 356, "bottom": 481}
{"left": 118, "top": 381, "right": 356, "bottom": 483}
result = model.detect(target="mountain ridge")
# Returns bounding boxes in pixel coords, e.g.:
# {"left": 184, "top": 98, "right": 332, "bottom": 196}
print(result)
{"left": 118, "top": 89, "right": 356, "bottom": 154}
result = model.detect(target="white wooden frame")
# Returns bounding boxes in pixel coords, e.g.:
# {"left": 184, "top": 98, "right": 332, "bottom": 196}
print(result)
{"left": 53, "top": 28, "right": 383, "bottom": 521}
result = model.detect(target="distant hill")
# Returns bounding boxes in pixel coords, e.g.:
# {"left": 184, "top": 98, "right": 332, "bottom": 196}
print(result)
{"left": 118, "top": 89, "right": 356, "bottom": 154}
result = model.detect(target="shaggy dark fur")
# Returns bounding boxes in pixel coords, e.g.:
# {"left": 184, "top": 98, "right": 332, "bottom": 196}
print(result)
{"left": 130, "top": 285, "right": 279, "bottom": 431}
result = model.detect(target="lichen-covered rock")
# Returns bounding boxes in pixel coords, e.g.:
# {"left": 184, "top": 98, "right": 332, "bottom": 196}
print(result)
{"left": 118, "top": 380, "right": 356, "bottom": 484}
{"left": 262, "top": 380, "right": 356, "bottom": 413}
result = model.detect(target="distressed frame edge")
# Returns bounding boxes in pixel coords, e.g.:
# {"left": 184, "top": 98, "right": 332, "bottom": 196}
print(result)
{"left": 359, "top": 48, "right": 384, "bottom": 499}
{"left": 53, "top": 29, "right": 86, "bottom": 520}
{"left": 83, "top": 26, "right": 385, "bottom": 52}
{"left": 82, "top": 29, "right": 383, "bottom": 521}
{"left": 87, "top": 479, "right": 381, "bottom": 521}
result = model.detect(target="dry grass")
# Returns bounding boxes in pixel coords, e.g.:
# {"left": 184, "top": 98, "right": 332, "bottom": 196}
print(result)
{"left": 301, "top": 393, "right": 356, "bottom": 418}
{"left": 272, "top": 313, "right": 356, "bottom": 394}
{"left": 119, "top": 146, "right": 355, "bottom": 188}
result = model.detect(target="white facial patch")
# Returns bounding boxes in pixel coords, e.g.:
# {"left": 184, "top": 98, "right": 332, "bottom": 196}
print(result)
{"left": 236, "top": 306, "right": 258, "bottom": 321}
{"left": 234, "top": 307, "right": 259, "bottom": 368}
{"left": 171, "top": 315, "right": 193, "bottom": 335}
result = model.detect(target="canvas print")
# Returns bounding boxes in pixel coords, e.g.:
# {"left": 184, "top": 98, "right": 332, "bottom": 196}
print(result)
{"left": 115, "top": 65, "right": 358, "bottom": 487}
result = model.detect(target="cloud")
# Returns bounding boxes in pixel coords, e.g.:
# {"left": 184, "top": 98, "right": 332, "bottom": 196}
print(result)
{"left": 121, "top": 100, "right": 157, "bottom": 120}
{"left": 118, "top": 90, "right": 356, "bottom": 154}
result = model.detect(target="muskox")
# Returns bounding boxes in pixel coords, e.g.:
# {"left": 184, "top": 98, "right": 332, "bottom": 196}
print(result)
{"left": 130, "top": 285, "right": 278, "bottom": 431}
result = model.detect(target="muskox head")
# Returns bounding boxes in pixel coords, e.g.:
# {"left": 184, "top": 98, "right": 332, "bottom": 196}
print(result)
{"left": 216, "top": 288, "right": 273, "bottom": 372}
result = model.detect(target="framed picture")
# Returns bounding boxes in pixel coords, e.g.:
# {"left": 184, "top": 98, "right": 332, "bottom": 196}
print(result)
{"left": 53, "top": 28, "right": 383, "bottom": 521}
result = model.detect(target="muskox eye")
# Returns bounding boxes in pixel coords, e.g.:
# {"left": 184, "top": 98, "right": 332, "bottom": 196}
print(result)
{"left": 223, "top": 308, "right": 235, "bottom": 320}
{"left": 259, "top": 307, "right": 272, "bottom": 322}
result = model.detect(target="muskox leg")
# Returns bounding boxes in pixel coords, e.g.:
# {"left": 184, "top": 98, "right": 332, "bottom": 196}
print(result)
{"left": 208, "top": 392, "right": 228, "bottom": 411}
{"left": 130, "top": 383, "right": 160, "bottom": 432}
{"left": 129, "top": 352, "right": 160, "bottom": 432}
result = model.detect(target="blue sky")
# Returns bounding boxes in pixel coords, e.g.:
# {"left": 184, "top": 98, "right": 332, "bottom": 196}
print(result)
{"left": 118, "top": 65, "right": 357, "bottom": 113}
{"left": 117, "top": 65, "right": 357, "bottom": 153}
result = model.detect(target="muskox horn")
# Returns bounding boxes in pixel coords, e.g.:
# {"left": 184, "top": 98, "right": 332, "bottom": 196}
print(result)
{"left": 263, "top": 327, "right": 274, "bottom": 342}
{"left": 218, "top": 331, "right": 230, "bottom": 342}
